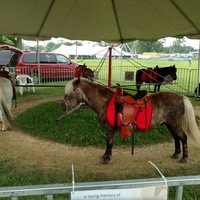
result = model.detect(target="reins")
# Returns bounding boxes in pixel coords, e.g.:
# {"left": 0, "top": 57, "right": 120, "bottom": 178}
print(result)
{"left": 56, "top": 88, "right": 83, "bottom": 122}
{"left": 56, "top": 102, "right": 84, "bottom": 122}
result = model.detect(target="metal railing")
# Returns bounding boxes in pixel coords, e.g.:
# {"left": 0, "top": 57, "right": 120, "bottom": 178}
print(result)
{"left": 9, "top": 65, "right": 199, "bottom": 96}
{"left": 1, "top": 175, "right": 200, "bottom": 199}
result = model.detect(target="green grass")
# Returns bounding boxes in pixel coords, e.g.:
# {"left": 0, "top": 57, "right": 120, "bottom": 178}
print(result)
{"left": 0, "top": 159, "right": 70, "bottom": 200}
{"left": 15, "top": 102, "right": 172, "bottom": 147}
{"left": 74, "top": 58, "right": 199, "bottom": 69}
{"left": 15, "top": 86, "right": 64, "bottom": 104}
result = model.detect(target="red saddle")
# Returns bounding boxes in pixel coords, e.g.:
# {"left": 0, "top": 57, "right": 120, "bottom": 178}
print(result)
{"left": 106, "top": 90, "right": 153, "bottom": 138}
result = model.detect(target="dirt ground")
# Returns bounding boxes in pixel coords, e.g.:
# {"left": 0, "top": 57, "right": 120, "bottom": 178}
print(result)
{"left": 1, "top": 97, "right": 200, "bottom": 178}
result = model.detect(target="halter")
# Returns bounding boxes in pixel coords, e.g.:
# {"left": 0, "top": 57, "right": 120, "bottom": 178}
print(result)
{"left": 170, "top": 70, "right": 176, "bottom": 79}
{"left": 169, "top": 66, "right": 177, "bottom": 79}
{"left": 57, "top": 88, "right": 84, "bottom": 122}
{"left": 63, "top": 88, "right": 83, "bottom": 111}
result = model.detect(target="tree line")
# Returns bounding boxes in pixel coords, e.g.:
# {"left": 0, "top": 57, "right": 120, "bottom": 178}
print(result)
{"left": 0, "top": 35, "right": 197, "bottom": 54}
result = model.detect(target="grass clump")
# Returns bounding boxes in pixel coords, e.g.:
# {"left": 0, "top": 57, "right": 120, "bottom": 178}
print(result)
{"left": 15, "top": 101, "right": 172, "bottom": 147}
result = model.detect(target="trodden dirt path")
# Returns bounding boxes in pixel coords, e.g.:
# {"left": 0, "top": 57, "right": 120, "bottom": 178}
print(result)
{"left": 0, "top": 97, "right": 200, "bottom": 179}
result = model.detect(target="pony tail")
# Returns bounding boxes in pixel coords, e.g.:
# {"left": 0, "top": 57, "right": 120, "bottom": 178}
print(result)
{"left": 0, "top": 86, "right": 17, "bottom": 131}
{"left": 182, "top": 96, "right": 200, "bottom": 144}
{"left": 1, "top": 99, "right": 17, "bottom": 130}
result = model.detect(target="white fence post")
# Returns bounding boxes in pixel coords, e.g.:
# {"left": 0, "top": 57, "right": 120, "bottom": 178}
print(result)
{"left": 175, "top": 186, "right": 183, "bottom": 200}
{"left": 47, "top": 194, "right": 54, "bottom": 200}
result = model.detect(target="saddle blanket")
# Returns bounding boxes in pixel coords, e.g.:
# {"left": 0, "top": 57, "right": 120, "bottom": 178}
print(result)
{"left": 141, "top": 67, "right": 159, "bottom": 83}
{"left": 106, "top": 93, "right": 152, "bottom": 131}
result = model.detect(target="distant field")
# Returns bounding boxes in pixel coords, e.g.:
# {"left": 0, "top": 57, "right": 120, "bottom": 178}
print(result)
{"left": 74, "top": 58, "right": 199, "bottom": 95}
{"left": 74, "top": 58, "right": 199, "bottom": 69}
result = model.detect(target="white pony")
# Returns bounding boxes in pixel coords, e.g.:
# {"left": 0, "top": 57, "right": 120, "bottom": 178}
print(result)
{"left": 0, "top": 77, "right": 16, "bottom": 131}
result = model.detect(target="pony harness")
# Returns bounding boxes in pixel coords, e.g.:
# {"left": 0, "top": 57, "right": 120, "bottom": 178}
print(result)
{"left": 74, "top": 67, "right": 83, "bottom": 77}
{"left": 74, "top": 64, "right": 87, "bottom": 77}
{"left": 106, "top": 87, "right": 153, "bottom": 138}
{"left": 141, "top": 65, "right": 159, "bottom": 83}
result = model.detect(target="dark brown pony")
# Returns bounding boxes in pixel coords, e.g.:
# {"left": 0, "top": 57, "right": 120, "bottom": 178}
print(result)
{"left": 61, "top": 78, "right": 200, "bottom": 164}
{"left": 136, "top": 65, "right": 177, "bottom": 92}
{"left": 74, "top": 64, "right": 94, "bottom": 81}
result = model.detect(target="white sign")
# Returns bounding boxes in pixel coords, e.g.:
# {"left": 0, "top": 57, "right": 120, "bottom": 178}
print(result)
{"left": 71, "top": 186, "right": 168, "bottom": 200}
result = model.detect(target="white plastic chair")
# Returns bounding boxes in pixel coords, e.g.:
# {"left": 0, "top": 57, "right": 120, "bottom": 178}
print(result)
{"left": 16, "top": 75, "right": 35, "bottom": 95}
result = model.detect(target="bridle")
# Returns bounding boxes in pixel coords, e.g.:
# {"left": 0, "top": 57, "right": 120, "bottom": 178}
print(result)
{"left": 63, "top": 88, "right": 83, "bottom": 111}
{"left": 57, "top": 88, "right": 84, "bottom": 122}
{"left": 170, "top": 67, "right": 177, "bottom": 80}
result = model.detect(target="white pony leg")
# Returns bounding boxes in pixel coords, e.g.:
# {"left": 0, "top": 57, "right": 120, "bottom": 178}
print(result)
{"left": 0, "top": 110, "right": 6, "bottom": 131}
{"left": 2, "top": 119, "right": 6, "bottom": 131}
{"left": 0, "top": 113, "right": 6, "bottom": 131}
{"left": 0, "top": 110, "right": 2, "bottom": 122}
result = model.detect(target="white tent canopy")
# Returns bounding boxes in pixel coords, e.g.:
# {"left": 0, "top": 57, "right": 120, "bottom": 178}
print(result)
{"left": 52, "top": 44, "right": 132, "bottom": 58}
{"left": 1, "top": 0, "right": 200, "bottom": 43}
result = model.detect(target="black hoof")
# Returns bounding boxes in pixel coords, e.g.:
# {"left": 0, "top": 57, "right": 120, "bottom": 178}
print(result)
{"left": 100, "top": 155, "right": 110, "bottom": 165}
{"left": 171, "top": 154, "right": 179, "bottom": 159}
{"left": 100, "top": 159, "right": 109, "bottom": 165}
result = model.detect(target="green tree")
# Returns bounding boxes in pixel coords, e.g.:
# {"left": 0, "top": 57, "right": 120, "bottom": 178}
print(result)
{"left": 45, "top": 42, "right": 56, "bottom": 52}
{"left": 171, "top": 38, "right": 186, "bottom": 53}
{"left": 0, "top": 35, "right": 23, "bottom": 49}
{"left": 135, "top": 40, "right": 165, "bottom": 53}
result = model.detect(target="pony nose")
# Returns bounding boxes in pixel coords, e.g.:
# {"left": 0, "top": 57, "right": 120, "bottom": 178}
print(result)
{"left": 173, "top": 74, "right": 177, "bottom": 80}
{"left": 61, "top": 100, "right": 67, "bottom": 111}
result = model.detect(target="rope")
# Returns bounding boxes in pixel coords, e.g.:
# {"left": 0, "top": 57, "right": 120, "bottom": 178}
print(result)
{"left": 144, "top": 98, "right": 148, "bottom": 144}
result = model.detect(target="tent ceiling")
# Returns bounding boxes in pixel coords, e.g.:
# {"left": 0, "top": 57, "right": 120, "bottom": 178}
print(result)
{"left": 1, "top": 0, "right": 200, "bottom": 43}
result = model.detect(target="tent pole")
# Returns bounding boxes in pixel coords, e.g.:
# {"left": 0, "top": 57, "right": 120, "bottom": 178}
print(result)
{"left": 36, "top": 39, "right": 41, "bottom": 84}
{"left": 197, "top": 40, "right": 200, "bottom": 97}
{"left": 108, "top": 46, "right": 113, "bottom": 88}
{"left": 120, "top": 45, "right": 123, "bottom": 84}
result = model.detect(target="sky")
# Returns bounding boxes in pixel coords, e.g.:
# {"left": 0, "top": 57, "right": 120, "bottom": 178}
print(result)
{"left": 163, "top": 37, "right": 200, "bottom": 49}
{"left": 23, "top": 37, "right": 200, "bottom": 50}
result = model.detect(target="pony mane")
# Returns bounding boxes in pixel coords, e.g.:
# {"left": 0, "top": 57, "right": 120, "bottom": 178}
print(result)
{"left": 64, "top": 77, "right": 90, "bottom": 95}
{"left": 64, "top": 78, "right": 76, "bottom": 95}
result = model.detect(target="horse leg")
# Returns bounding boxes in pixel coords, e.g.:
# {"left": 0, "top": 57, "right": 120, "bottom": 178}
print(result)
{"left": 167, "top": 125, "right": 188, "bottom": 162}
{"left": 174, "top": 132, "right": 188, "bottom": 163}
{"left": 180, "top": 135, "right": 188, "bottom": 163}
{"left": 154, "top": 84, "right": 161, "bottom": 93}
{"left": 136, "top": 81, "right": 142, "bottom": 91}
{"left": 101, "top": 128, "right": 115, "bottom": 164}
{"left": 157, "top": 84, "right": 161, "bottom": 92}
{"left": 1, "top": 116, "right": 6, "bottom": 131}
{"left": 136, "top": 71, "right": 143, "bottom": 91}
{"left": 171, "top": 135, "right": 181, "bottom": 159}
{"left": 153, "top": 85, "right": 157, "bottom": 93}
{"left": 0, "top": 111, "right": 5, "bottom": 131}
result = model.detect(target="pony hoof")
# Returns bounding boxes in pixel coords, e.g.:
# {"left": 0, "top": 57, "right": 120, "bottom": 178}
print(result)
{"left": 171, "top": 154, "right": 179, "bottom": 159}
{"left": 100, "top": 155, "right": 110, "bottom": 165}
{"left": 100, "top": 159, "right": 109, "bottom": 165}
